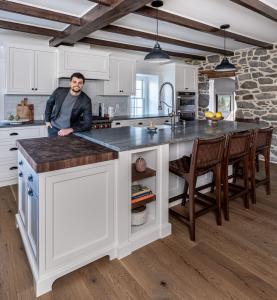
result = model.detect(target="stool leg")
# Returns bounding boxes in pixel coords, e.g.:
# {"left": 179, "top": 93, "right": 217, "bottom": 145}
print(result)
{"left": 250, "top": 157, "right": 256, "bottom": 204}
{"left": 215, "top": 165, "right": 222, "bottom": 226}
{"left": 182, "top": 180, "right": 189, "bottom": 206}
{"left": 188, "top": 180, "right": 196, "bottom": 241}
{"left": 243, "top": 156, "right": 250, "bottom": 209}
{"left": 265, "top": 150, "right": 271, "bottom": 195}
{"left": 223, "top": 167, "right": 229, "bottom": 221}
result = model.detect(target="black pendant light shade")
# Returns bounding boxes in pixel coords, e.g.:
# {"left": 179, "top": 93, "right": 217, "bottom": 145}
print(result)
{"left": 215, "top": 24, "right": 236, "bottom": 72}
{"left": 144, "top": 41, "right": 170, "bottom": 63}
{"left": 144, "top": 0, "right": 170, "bottom": 63}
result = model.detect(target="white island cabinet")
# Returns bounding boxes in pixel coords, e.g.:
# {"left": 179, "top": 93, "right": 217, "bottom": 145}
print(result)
{"left": 16, "top": 152, "right": 116, "bottom": 297}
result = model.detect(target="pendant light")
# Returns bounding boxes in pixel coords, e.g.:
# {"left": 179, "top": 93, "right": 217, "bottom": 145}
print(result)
{"left": 215, "top": 24, "right": 236, "bottom": 72}
{"left": 144, "top": 0, "right": 170, "bottom": 63}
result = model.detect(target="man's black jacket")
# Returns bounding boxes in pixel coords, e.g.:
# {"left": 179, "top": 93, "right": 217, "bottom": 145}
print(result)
{"left": 45, "top": 87, "right": 92, "bottom": 132}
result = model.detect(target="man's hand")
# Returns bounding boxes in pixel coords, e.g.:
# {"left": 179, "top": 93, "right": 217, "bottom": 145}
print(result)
{"left": 46, "top": 122, "right": 52, "bottom": 128}
{"left": 58, "top": 128, "right": 73, "bottom": 136}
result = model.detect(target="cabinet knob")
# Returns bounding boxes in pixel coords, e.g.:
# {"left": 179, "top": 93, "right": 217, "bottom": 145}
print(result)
{"left": 19, "top": 160, "right": 23, "bottom": 166}
{"left": 9, "top": 166, "right": 18, "bottom": 170}
{"left": 9, "top": 132, "right": 18, "bottom": 136}
{"left": 19, "top": 172, "right": 23, "bottom": 177}
{"left": 32, "top": 88, "right": 34, "bottom": 91}
{"left": 35, "top": 88, "right": 37, "bottom": 91}
{"left": 28, "top": 188, "right": 33, "bottom": 196}
{"left": 28, "top": 175, "right": 33, "bottom": 182}
{"left": 9, "top": 147, "right": 18, "bottom": 151}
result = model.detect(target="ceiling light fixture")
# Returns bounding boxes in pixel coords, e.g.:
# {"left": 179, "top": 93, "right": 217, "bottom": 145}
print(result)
{"left": 215, "top": 24, "right": 236, "bottom": 72}
{"left": 144, "top": 0, "right": 171, "bottom": 63}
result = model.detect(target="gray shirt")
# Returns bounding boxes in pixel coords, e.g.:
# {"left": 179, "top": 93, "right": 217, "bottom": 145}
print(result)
{"left": 52, "top": 92, "right": 78, "bottom": 129}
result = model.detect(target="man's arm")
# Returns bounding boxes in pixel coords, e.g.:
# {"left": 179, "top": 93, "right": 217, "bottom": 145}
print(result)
{"left": 45, "top": 88, "right": 59, "bottom": 123}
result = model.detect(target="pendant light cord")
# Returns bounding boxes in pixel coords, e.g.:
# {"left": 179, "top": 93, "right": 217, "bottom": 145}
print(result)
{"left": 224, "top": 28, "right": 226, "bottom": 57}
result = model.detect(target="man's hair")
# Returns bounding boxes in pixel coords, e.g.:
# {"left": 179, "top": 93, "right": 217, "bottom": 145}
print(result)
{"left": 70, "top": 72, "right": 85, "bottom": 84}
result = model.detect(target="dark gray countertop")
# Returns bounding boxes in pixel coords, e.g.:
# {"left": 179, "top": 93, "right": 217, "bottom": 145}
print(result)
{"left": 0, "top": 120, "right": 45, "bottom": 128}
{"left": 76, "top": 120, "right": 266, "bottom": 152}
{"left": 112, "top": 114, "right": 169, "bottom": 120}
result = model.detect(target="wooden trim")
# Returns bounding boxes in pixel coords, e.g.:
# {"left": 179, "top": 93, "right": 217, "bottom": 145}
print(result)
{"left": 102, "top": 25, "right": 234, "bottom": 56}
{"left": 200, "top": 70, "right": 236, "bottom": 79}
{"left": 0, "top": 0, "right": 81, "bottom": 26}
{"left": 49, "top": 0, "right": 152, "bottom": 47}
{"left": 0, "top": 20, "right": 64, "bottom": 37}
{"left": 230, "top": 0, "right": 277, "bottom": 22}
{"left": 80, "top": 37, "right": 206, "bottom": 60}
{"left": 135, "top": 6, "right": 273, "bottom": 49}
{"left": 88, "top": 0, "right": 116, "bottom": 5}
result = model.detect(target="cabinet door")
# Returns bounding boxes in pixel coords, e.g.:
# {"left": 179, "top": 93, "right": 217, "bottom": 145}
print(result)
{"left": 118, "top": 60, "right": 136, "bottom": 96}
{"left": 27, "top": 186, "right": 39, "bottom": 260}
{"left": 103, "top": 58, "right": 119, "bottom": 95}
{"left": 35, "top": 50, "right": 57, "bottom": 94}
{"left": 18, "top": 170, "right": 28, "bottom": 228}
{"left": 7, "top": 47, "right": 35, "bottom": 93}
{"left": 184, "top": 67, "right": 197, "bottom": 91}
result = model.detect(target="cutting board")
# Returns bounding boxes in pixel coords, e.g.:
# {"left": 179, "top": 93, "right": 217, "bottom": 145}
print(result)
{"left": 16, "top": 102, "right": 34, "bottom": 121}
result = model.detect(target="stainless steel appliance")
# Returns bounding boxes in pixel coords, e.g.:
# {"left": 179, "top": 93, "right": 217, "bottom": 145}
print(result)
{"left": 176, "top": 91, "right": 196, "bottom": 121}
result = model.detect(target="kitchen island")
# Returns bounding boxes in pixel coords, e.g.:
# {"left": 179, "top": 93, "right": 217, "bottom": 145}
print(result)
{"left": 16, "top": 121, "right": 265, "bottom": 296}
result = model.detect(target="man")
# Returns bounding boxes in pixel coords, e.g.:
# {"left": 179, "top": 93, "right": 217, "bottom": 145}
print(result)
{"left": 45, "top": 72, "right": 92, "bottom": 137}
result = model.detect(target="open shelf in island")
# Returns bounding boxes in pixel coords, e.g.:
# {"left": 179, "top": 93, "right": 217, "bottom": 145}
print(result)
{"left": 132, "top": 163, "right": 156, "bottom": 182}
{"left": 132, "top": 193, "right": 156, "bottom": 209}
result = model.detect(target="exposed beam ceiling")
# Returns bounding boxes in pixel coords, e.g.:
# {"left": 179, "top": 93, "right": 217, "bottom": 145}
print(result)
{"left": 230, "top": 0, "right": 277, "bottom": 22}
{"left": 102, "top": 25, "right": 234, "bottom": 55}
{"left": 200, "top": 69, "right": 236, "bottom": 79}
{"left": 0, "top": 0, "right": 81, "bottom": 26}
{"left": 88, "top": 0, "right": 115, "bottom": 5}
{"left": 0, "top": 19, "right": 63, "bottom": 37}
{"left": 49, "top": 0, "right": 151, "bottom": 47}
{"left": 80, "top": 37, "right": 206, "bottom": 60}
{"left": 135, "top": 6, "right": 273, "bottom": 49}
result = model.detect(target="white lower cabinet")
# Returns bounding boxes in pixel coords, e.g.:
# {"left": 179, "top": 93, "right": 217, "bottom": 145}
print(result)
{"left": 0, "top": 125, "right": 46, "bottom": 187}
{"left": 16, "top": 154, "right": 116, "bottom": 297}
{"left": 111, "top": 117, "right": 171, "bottom": 128}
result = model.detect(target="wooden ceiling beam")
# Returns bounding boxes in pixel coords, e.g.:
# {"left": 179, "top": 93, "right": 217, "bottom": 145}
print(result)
{"left": 80, "top": 37, "right": 206, "bottom": 60}
{"left": 200, "top": 70, "right": 236, "bottom": 79}
{"left": 88, "top": 0, "right": 116, "bottom": 5}
{"left": 49, "top": 0, "right": 151, "bottom": 47}
{"left": 230, "top": 0, "right": 277, "bottom": 22}
{"left": 102, "top": 24, "right": 234, "bottom": 55}
{"left": 135, "top": 6, "right": 273, "bottom": 49}
{"left": 0, "top": 19, "right": 64, "bottom": 37}
{"left": 0, "top": 0, "right": 81, "bottom": 26}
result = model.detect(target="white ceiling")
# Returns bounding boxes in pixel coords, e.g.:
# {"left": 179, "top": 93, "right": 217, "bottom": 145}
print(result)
{"left": 0, "top": 0, "right": 276, "bottom": 57}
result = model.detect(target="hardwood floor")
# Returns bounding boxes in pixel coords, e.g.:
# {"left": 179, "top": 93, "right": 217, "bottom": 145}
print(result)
{"left": 1, "top": 164, "right": 277, "bottom": 299}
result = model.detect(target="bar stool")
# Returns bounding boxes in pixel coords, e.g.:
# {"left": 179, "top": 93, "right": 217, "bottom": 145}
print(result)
{"left": 169, "top": 135, "right": 225, "bottom": 241}
{"left": 249, "top": 127, "right": 273, "bottom": 204}
{"left": 222, "top": 131, "right": 252, "bottom": 221}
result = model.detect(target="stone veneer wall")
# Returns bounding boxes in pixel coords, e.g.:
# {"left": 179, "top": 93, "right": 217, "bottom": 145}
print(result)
{"left": 197, "top": 43, "right": 277, "bottom": 162}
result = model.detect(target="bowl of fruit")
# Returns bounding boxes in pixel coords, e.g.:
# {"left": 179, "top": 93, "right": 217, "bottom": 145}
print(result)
{"left": 205, "top": 111, "right": 224, "bottom": 125}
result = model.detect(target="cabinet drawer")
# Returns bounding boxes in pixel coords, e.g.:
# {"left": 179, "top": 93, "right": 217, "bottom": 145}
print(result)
{"left": 0, "top": 142, "right": 18, "bottom": 162}
{"left": 0, "top": 127, "right": 41, "bottom": 141}
{"left": 0, "top": 161, "right": 18, "bottom": 180}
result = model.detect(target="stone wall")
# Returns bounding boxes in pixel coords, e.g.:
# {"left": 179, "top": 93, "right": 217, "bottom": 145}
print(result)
{"left": 198, "top": 43, "right": 277, "bottom": 162}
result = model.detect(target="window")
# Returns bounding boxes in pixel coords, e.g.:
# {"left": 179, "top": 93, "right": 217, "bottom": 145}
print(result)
{"left": 130, "top": 79, "right": 144, "bottom": 116}
{"left": 216, "top": 94, "right": 235, "bottom": 120}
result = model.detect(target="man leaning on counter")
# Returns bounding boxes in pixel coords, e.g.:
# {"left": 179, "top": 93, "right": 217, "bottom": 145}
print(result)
{"left": 45, "top": 72, "right": 92, "bottom": 137}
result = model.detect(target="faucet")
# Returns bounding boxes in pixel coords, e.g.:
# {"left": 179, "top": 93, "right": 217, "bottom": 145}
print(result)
{"left": 158, "top": 82, "right": 176, "bottom": 128}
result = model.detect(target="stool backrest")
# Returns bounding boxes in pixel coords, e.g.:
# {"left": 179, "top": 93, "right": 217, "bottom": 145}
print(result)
{"left": 190, "top": 136, "right": 226, "bottom": 173}
{"left": 224, "top": 131, "right": 252, "bottom": 162}
{"left": 254, "top": 127, "right": 273, "bottom": 152}
{"left": 235, "top": 117, "right": 260, "bottom": 124}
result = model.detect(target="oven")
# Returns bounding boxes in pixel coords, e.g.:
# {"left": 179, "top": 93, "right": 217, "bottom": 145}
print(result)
{"left": 176, "top": 91, "right": 196, "bottom": 120}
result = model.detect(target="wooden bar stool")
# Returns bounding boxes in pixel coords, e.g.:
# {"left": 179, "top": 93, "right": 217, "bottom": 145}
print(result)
{"left": 222, "top": 131, "right": 252, "bottom": 221}
{"left": 169, "top": 135, "right": 225, "bottom": 241}
{"left": 250, "top": 127, "right": 273, "bottom": 204}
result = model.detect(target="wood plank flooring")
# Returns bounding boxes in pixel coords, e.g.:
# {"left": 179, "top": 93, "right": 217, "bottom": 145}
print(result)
{"left": 0, "top": 164, "right": 277, "bottom": 299}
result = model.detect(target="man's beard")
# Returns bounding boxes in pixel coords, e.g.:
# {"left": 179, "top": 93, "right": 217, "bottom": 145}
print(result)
{"left": 71, "top": 86, "right": 81, "bottom": 93}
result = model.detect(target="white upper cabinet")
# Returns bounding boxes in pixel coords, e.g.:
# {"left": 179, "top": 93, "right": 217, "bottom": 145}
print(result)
{"left": 5, "top": 46, "right": 57, "bottom": 95}
{"left": 175, "top": 64, "right": 198, "bottom": 92}
{"left": 104, "top": 57, "right": 136, "bottom": 96}
{"left": 58, "top": 47, "right": 109, "bottom": 80}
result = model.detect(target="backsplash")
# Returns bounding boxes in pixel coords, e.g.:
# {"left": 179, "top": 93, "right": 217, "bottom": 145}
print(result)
{"left": 3, "top": 80, "right": 130, "bottom": 119}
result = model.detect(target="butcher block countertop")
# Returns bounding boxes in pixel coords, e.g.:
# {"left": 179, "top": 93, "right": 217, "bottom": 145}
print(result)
{"left": 17, "top": 135, "right": 118, "bottom": 173}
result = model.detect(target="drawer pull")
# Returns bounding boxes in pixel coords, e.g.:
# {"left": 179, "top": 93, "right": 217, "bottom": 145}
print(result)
{"left": 9, "top": 132, "right": 18, "bottom": 136}
{"left": 9, "top": 147, "right": 18, "bottom": 151}
{"left": 115, "top": 122, "right": 121, "bottom": 125}
{"left": 28, "top": 189, "right": 33, "bottom": 196}
{"left": 138, "top": 122, "right": 143, "bottom": 125}
{"left": 28, "top": 175, "right": 33, "bottom": 182}
{"left": 164, "top": 120, "right": 170, "bottom": 123}
{"left": 19, "top": 160, "right": 23, "bottom": 166}
{"left": 19, "top": 172, "right": 23, "bottom": 177}
{"left": 9, "top": 166, "right": 18, "bottom": 170}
